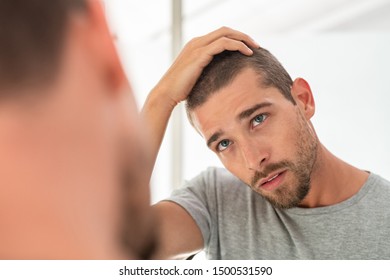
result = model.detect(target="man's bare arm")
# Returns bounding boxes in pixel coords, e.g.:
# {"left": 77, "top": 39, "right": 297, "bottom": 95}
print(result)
{"left": 151, "top": 201, "right": 203, "bottom": 259}
{"left": 142, "top": 27, "right": 259, "bottom": 259}
{"left": 142, "top": 27, "right": 259, "bottom": 176}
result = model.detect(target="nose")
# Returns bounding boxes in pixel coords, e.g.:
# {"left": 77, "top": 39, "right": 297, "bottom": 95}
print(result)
{"left": 240, "top": 138, "right": 269, "bottom": 171}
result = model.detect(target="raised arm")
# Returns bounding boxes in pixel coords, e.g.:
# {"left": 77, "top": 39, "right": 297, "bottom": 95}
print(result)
{"left": 142, "top": 27, "right": 259, "bottom": 259}
{"left": 142, "top": 27, "right": 259, "bottom": 176}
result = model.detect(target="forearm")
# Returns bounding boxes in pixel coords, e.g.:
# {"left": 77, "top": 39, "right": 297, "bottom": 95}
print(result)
{"left": 141, "top": 86, "right": 177, "bottom": 175}
{"left": 140, "top": 26, "right": 258, "bottom": 180}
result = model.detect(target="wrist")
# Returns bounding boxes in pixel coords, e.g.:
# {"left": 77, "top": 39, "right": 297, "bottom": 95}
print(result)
{"left": 147, "top": 86, "right": 179, "bottom": 112}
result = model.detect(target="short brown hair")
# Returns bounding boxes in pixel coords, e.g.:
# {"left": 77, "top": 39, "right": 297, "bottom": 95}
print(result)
{"left": 0, "top": 0, "right": 86, "bottom": 94}
{"left": 186, "top": 47, "right": 296, "bottom": 116}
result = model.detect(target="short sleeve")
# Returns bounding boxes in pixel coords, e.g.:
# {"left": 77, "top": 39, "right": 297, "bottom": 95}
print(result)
{"left": 164, "top": 167, "right": 220, "bottom": 248}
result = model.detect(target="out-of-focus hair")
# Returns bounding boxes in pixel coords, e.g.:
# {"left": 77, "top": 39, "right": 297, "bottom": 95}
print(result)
{"left": 0, "top": 0, "right": 86, "bottom": 94}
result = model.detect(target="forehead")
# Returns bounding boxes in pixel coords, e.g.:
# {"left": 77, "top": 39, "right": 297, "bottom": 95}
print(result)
{"left": 190, "top": 68, "right": 290, "bottom": 138}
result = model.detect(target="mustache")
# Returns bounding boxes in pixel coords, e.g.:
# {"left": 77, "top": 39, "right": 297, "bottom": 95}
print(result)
{"left": 250, "top": 160, "right": 291, "bottom": 188}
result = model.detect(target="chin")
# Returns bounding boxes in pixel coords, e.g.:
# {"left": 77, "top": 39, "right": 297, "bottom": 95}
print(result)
{"left": 260, "top": 183, "right": 309, "bottom": 209}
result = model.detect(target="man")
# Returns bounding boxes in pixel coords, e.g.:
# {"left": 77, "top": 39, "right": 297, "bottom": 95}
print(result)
{"left": 0, "top": 0, "right": 156, "bottom": 259}
{"left": 143, "top": 27, "right": 390, "bottom": 259}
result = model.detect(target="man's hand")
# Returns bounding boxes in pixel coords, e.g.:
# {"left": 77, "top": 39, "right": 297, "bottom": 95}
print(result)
{"left": 141, "top": 27, "right": 259, "bottom": 181}
{"left": 142, "top": 27, "right": 259, "bottom": 259}
{"left": 153, "top": 26, "right": 260, "bottom": 108}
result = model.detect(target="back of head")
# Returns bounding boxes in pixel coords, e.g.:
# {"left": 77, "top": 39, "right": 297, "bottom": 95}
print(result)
{"left": 186, "top": 47, "right": 295, "bottom": 117}
{"left": 0, "top": 0, "right": 86, "bottom": 95}
{"left": 0, "top": 0, "right": 157, "bottom": 260}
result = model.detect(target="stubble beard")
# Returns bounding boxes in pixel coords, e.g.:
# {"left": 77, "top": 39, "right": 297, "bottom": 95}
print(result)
{"left": 250, "top": 112, "right": 318, "bottom": 209}
{"left": 118, "top": 136, "right": 158, "bottom": 259}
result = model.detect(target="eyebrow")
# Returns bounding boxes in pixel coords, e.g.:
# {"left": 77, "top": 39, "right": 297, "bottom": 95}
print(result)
{"left": 207, "top": 130, "right": 224, "bottom": 148}
{"left": 237, "top": 102, "right": 273, "bottom": 121}
{"left": 206, "top": 102, "right": 273, "bottom": 149}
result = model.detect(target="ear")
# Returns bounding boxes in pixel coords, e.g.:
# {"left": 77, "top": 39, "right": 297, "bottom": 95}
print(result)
{"left": 79, "top": 0, "right": 126, "bottom": 93}
{"left": 291, "top": 78, "right": 315, "bottom": 120}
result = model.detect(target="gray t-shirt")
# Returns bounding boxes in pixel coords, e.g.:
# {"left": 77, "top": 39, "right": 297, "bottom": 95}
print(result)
{"left": 166, "top": 167, "right": 390, "bottom": 259}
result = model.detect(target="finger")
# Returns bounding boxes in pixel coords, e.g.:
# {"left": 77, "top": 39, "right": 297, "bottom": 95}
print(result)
{"left": 193, "top": 39, "right": 254, "bottom": 69}
{"left": 196, "top": 26, "right": 260, "bottom": 49}
{"left": 205, "top": 37, "right": 255, "bottom": 58}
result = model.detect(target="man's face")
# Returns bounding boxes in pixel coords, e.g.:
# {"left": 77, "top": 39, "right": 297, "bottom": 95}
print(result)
{"left": 191, "top": 68, "right": 318, "bottom": 209}
{"left": 53, "top": 7, "right": 158, "bottom": 257}
{"left": 114, "top": 92, "right": 158, "bottom": 259}
{"left": 0, "top": 2, "right": 157, "bottom": 259}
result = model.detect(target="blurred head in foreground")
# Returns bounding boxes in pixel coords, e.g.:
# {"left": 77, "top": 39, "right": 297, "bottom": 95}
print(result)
{"left": 0, "top": 0, "right": 156, "bottom": 259}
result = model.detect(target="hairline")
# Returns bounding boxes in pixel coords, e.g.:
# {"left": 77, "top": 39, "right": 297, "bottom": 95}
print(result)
{"left": 186, "top": 65, "right": 295, "bottom": 127}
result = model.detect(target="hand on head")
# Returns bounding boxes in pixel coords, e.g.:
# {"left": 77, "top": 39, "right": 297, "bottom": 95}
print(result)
{"left": 153, "top": 27, "right": 260, "bottom": 107}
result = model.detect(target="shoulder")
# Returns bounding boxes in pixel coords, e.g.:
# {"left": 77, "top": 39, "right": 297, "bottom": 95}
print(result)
{"left": 363, "top": 172, "right": 390, "bottom": 204}
{"left": 170, "top": 167, "right": 252, "bottom": 204}
{"left": 185, "top": 166, "right": 247, "bottom": 192}
{"left": 367, "top": 173, "right": 390, "bottom": 190}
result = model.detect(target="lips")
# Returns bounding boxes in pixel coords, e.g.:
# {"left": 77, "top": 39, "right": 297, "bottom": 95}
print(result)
{"left": 259, "top": 171, "right": 282, "bottom": 185}
{"left": 257, "top": 170, "right": 286, "bottom": 191}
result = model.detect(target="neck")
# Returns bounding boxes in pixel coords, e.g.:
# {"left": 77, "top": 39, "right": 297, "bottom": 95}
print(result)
{"left": 299, "top": 143, "right": 369, "bottom": 208}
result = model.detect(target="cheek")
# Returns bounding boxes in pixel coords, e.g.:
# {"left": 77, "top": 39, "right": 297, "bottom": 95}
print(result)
{"left": 269, "top": 115, "right": 299, "bottom": 154}
{"left": 219, "top": 155, "right": 252, "bottom": 185}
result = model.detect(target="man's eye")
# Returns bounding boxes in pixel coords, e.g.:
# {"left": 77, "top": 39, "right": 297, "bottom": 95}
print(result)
{"left": 251, "top": 114, "right": 267, "bottom": 127}
{"left": 217, "top": 139, "right": 231, "bottom": 152}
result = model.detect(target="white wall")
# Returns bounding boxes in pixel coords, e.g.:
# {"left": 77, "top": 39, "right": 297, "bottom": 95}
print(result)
{"left": 104, "top": 1, "right": 174, "bottom": 203}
